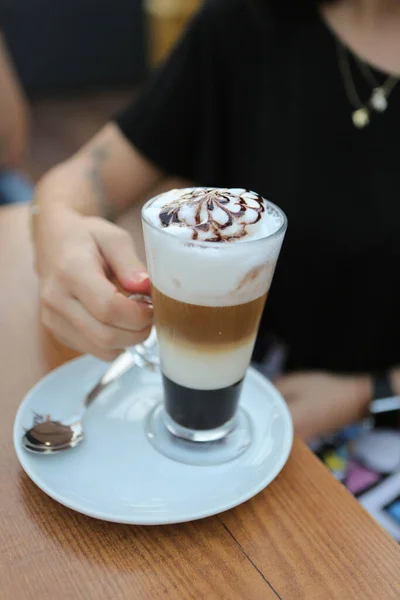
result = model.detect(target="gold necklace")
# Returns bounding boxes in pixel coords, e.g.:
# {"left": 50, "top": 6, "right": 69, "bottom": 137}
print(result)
{"left": 336, "top": 40, "right": 399, "bottom": 128}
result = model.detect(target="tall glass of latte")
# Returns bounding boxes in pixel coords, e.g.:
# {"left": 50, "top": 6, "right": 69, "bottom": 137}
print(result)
{"left": 142, "top": 188, "right": 286, "bottom": 459}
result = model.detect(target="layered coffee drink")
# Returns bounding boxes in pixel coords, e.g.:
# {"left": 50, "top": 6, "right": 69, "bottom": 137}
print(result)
{"left": 142, "top": 187, "right": 286, "bottom": 441}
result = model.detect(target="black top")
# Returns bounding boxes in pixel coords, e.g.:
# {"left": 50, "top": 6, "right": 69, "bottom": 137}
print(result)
{"left": 115, "top": 0, "right": 400, "bottom": 374}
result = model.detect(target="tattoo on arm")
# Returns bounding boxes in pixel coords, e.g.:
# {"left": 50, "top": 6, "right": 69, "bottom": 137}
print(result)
{"left": 86, "top": 143, "right": 116, "bottom": 221}
{"left": 0, "top": 133, "right": 9, "bottom": 166}
{"left": 0, "top": 135, "right": 4, "bottom": 164}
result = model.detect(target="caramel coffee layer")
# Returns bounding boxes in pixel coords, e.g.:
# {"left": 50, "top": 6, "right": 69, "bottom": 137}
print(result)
{"left": 152, "top": 286, "right": 266, "bottom": 346}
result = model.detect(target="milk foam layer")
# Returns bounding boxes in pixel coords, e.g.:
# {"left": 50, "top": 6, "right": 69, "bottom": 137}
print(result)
{"left": 158, "top": 333, "right": 255, "bottom": 390}
{"left": 143, "top": 188, "right": 285, "bottom": 307}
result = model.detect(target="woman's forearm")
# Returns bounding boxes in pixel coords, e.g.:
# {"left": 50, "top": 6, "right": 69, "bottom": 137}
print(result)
{"left": 0, "top": 34, "right": 29, "bottom": 168}
{"left": 35, "top": 123, "right": 166, "bottom": 221}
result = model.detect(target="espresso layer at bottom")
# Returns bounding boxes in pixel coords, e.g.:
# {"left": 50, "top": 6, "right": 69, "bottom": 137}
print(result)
{"left": 163, "top": 374, "right": 243, "bottom": 431}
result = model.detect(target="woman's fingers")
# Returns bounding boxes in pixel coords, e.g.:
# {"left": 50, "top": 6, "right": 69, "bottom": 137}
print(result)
{"left": 89, "top": 217, "right": 151, "bottom": 293}
{"left": 63, "top": 296, "right": 153, "bottom": 350}
{"left": 42, "top": 294, "right": 152, "bottom": 360}
{"left": 42, "top": 307, "right": 120, "bottom": 362}
{"left": 73, "top": 272, "right": 153, "bottom": 331}
{"left": 48, "top": 244, "right": 153, "bottom": 332}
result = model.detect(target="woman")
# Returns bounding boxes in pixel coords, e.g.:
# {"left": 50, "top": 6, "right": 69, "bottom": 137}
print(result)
{"left": 32, "top": 0, "right": 400, "bottom": 441}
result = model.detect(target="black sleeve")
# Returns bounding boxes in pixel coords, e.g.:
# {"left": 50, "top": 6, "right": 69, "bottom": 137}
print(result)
{"left": 114, "top": 1, "right": 228, "bottom": 185}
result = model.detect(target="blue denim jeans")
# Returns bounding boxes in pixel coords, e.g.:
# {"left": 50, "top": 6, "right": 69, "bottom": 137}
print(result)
{"left": 0, "top": 170, "right": 33, "bottom": 205}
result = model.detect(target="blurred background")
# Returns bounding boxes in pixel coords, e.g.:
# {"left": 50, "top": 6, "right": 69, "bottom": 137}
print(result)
{"left": 0, "top": 0, "right": 201, "bottom": 186}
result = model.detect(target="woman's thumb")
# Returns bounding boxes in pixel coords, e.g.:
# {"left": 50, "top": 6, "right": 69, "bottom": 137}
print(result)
{"left": 90, "top": 220, "right": 150, "bottom": 294}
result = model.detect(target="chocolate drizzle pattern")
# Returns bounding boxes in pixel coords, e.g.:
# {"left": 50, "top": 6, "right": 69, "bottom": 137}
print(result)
{"left": 158, "top": 188, "right": 265, "bottom": 242}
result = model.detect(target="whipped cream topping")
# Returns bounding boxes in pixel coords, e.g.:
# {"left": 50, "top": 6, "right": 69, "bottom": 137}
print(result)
{"left": 144, "top": 187, "right": 281, "bottom": 242}
{"left": 143, "top": 187, "right": 286, "bottom": 307}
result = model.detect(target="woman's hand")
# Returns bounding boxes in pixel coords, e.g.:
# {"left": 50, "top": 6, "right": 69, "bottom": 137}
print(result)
{"left": 32, "top": 121, "right": 166, "bottom": 360}
{"left": 34, "top": 204, "right": 153, "bottom": 361}
{"left": 274, "top": 372, "right": 372, "bottom": 440}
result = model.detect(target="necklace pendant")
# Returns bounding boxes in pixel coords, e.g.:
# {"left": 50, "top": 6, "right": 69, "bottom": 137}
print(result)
{"left": 352, "top": 107, "right": 370, "bottom": 128}
{"left": 370, "top": 87, "right": 388, "bottom": 112}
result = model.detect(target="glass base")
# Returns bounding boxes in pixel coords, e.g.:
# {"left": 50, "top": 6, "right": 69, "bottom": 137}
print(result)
{"left": 145, "top": 404, "right": 252, "bottom": 466}
{"left": 163, "top": 410, "right": 237, "bottom": 442}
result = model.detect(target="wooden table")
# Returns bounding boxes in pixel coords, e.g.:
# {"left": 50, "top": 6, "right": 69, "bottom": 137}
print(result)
{"left": 1, "top": 204, "right": 400, "bottom": 600}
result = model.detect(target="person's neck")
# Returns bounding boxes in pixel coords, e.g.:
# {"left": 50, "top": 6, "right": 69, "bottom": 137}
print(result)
{"left": 321, "top": 0, "right": 400, "bottom": 75}
{"left": 341, "top": 0, "right": 400, "bottom": 27}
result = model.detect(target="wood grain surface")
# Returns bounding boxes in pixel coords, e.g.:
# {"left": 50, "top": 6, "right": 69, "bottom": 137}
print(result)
{"left": 1, "top": 204, "right": 400, "bottom": 600}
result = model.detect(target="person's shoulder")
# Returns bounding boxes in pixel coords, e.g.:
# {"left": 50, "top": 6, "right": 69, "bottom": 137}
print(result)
{"left": 201, "top": 0, "right": 316, "bottom": 33}
{"left": 201, "top": 0, "right": 254, "bottom": 15}
{"left": 199, "top": 0, "right": 262, "bottom": 29}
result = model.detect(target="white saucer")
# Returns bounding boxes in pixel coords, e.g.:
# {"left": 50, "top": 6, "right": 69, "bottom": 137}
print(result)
{"left": 14, "top": 357, "right": 293, "bottom": 525}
